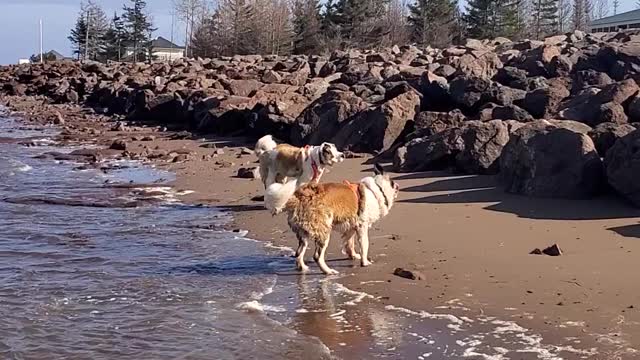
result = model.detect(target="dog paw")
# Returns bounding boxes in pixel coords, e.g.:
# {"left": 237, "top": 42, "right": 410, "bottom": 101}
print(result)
{"left": 324, "top": 269, "right": 339, "bottom": 275}
{"left": 297, "top": 264, "right": 310, "bottom": 273}
{"left": 348, "top": 253, "right": 362, "bottom": 260}
{"left": 361, "top": 259, "right": 373, "bottom": 267}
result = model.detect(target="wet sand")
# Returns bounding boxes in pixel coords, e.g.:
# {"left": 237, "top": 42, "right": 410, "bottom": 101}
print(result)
{"left": 4, "top": 97, "right": 640, "bottom": 358}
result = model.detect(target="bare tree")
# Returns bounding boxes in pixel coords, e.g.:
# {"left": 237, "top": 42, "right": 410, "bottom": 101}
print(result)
{"left": 557, "top": 0, "right": 572, "bottom": 32}
{"left": 384, "top": 0, "right": 410, "bottom": 47}
{"left": 592, "top": 0, "right": 608, "bottom": 19}
{"left": 255, "top": 0, "right": 293, "bottom": 54}
{"left": 173, "top": 0, "right": 208, "bottom": 57}
{"left": 573, "top": 0, "right": 592, "bottom": 31}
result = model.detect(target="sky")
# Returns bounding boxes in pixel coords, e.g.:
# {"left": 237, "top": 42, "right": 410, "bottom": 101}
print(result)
{"left": 0, "top": 0, "right": 638, "bottom": 65}
{"left": 0, "top": 0, "right": 180, "bottom": 64}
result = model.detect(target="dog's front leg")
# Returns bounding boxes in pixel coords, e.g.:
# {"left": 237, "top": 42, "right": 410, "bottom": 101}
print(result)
{"left": 357, "top": 225, "right": 372, "bottom": 267}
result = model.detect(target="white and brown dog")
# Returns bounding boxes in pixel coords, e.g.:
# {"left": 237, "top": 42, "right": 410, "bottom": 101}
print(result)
{"left": 265, "top": 164, "right": 399, "bottom": 275}
{"left": 254, "top": 135, "right": 344, "bottom": 191}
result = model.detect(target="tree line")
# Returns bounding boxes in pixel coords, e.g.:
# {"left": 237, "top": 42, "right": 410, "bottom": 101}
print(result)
{"left": 66, "top": 0, "right": 614, "bottom": 63}
{"left": 68, "top": 0, "right": 155, "bottom": 62}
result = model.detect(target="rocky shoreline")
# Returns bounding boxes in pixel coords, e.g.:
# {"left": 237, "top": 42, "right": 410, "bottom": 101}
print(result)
{"left": 4, "top": 30, "right": 640, "bottom": 207}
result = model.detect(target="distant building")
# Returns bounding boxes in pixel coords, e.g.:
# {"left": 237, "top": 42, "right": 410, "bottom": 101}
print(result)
{"left": 44, "top": 50, "right": 69, "bottom": 61}
{"left": 150, "top": 37, "right": 185, "bottom": 61}
{"left": 590, "top": 9, "right": 640, "bottom": 33}
{"left": 123, "top": 36, "right": 185, "bottom": 61}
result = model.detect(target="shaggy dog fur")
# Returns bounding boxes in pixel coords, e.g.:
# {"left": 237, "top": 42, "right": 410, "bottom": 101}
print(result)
{"left": 255, "top": 135, "right": 344, "bottom": 191}
{"left": 267, "top": 164, "right": 399, "bottom": 275}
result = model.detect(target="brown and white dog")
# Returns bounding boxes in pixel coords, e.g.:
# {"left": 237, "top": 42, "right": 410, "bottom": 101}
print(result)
{"left": 266, "top": 164, "right": 399, "bottom": 275}
{"left": 255, "top": 135, "right": 344, "bottom": 192}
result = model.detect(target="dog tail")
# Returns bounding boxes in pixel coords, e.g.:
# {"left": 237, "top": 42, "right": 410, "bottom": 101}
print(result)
{"left": 264, "top": 178, "right": 298, "bottom": 215}
{"left": 254, "top": 135, "right": 277, "bottom": 157}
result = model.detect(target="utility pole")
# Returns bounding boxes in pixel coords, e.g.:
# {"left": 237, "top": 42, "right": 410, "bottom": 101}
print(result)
{"left": 39, "top": 19, "right": 43, "bottom": 64}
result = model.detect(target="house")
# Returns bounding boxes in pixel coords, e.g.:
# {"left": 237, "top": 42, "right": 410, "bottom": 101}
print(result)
{"left": 590, "top": 9, "right": 640, "bottom": 33}
{"left": 45, "top": 50, "right": 68, "bottom": 61}
{"left": 123, "top": 36, "right": 185, "bottom": 61}
{"left": 150, "top": 37, "right": 185, "bottom": 61}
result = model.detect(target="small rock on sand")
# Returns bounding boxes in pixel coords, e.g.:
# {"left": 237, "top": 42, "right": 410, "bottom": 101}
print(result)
{"left": 530, "top": 243, "right": 563, "bottom": 256}
{"left": 393, "top": 268, "right": 425, "bottom": 280}
{"left": 109, "top": 139, "right": 127, "bottom": 150}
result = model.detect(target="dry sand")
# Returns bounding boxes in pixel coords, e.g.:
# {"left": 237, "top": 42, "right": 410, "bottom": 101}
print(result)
{"left": 5, "top": 97, "right": 640, "bottom": 358}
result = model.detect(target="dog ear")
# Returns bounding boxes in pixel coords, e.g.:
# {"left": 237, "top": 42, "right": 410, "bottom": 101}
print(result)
{"left": 373, "top": 163, "right": 384, "bottom": 175}
{"left": 321, "top": 143, "right": 332, "bottom": 153}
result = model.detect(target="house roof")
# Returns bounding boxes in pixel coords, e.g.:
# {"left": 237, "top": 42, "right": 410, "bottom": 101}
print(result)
{"left": 151, "top": 36, "right": 184, "bottom": 49}
{"left": 46, "top": 50, "right": 65, "bottom": 59}
{"left": 590, "top": 9, "right": 640, "bottom": 26}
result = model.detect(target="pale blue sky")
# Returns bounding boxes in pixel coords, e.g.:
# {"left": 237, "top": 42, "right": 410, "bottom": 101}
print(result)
{"left": 0, "top": 0, "right": 637, "bottom": 64}
{"left": 0, "top": 0, "right": 178, "bottom": 64}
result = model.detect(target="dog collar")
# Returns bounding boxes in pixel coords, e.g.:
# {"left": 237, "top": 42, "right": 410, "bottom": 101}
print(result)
{"left": 374, "top": 180, "right": 390, "bottom": 208}
{"left": 304, "top": 145, "right": 320, "bottom": 182}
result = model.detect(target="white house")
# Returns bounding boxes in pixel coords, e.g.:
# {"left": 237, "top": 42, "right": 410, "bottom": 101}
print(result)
{"left": 124, "top": 36, "right": 185, "bottom": 61}
{"left": 149, "top": 36, "right": 185, "bottom": 61}
{"left": 590, "top": 9, "right": 640, "bottom": 33}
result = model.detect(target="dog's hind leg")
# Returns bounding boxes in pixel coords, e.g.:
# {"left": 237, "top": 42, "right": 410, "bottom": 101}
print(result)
{"left": 295, "top": 234, "right": 310, "bottom": 273}
{"left": 314, "top": 234, "right": 338, "bottom": 275}
{"left": 357, "top": 225, "right": 372, "bottom": 267}
{"left": 341, "top": 229, "right": 361, "bottom": 260}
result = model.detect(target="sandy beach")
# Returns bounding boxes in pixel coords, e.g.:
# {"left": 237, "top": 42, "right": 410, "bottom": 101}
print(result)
{"left": 4, "top": 96, "right": 640, "bottom": 359}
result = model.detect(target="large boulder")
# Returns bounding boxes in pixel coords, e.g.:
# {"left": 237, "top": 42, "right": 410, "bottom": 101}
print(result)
{"left": 413, "top": 110, "right": 466, "bottom": 138}
{"left": 588, "top": 122, "right": 637, "bottom": 156}
{"left": 455, "top": 120, "right": 510, "bottom": 174}
{"left": 557, "top": 79, "right": 639, "bottom": 126}
{"left": 290, "top": 90, "right": 368, "bottom": 146}
{"left": 393, "top": 127, "right": 465, "bottom": 172}
{"left": 449, "top": 75, "right": 492, "bottom": 109}
{"left": 517, "top": 81, "right": 569, "bottom": 118}
{"left": 605, "top": 129, "right": 640, "bottom": 206}
{"left": 499, "top": 120, "right": 604, "bottom": 198}
{"left": 332, "top": 89, "right": 420, "bottom": 152}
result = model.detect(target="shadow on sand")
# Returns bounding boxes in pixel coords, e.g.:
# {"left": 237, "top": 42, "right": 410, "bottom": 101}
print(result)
{"left": 398, "top": 172, "right": 640, "bottom": 221}
{"left": 608, "top": 224, "right": 640, "bottom": 239}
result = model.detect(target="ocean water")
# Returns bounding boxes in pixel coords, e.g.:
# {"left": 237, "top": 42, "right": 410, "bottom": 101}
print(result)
{"left": 0, "top": 112, "right": 607, "bottom": 360}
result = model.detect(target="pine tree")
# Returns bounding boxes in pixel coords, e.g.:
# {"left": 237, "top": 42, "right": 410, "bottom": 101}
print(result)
{"left": 191, "top": 14, "right": 222, "bottom": 58}
{"left": 293, "top": 0, "right": 323, "bottom": 54}
{"left": 497, "top": 0, "right": 524, "bottom": 38}
{"left": 465, "top": 0, "right": 498, "bottom": 39}
{"left": 334, "top": 0, "right": 389, "bottom": 48}
{"left": 86, "top": 1, "right": 109, "bottom": 60}
{"left": 68, "top": 16, "right": 89, "bottom": 59}
{"left": 465, "top": 0, "right": 522, "bottom": 39}
{"left": 102, "top": 12, "right": 127, "bottom": 61}
{"left": 531, "top": 0, "right": 558, "bottom": 39}
{"left": 321, "top": 0, "right": 342, "bottom": 51}
{"left": 122, "top": 0, "right": 156, "bottom": 62}
{"left": 613, "top": 0, "right": 619, "bottom": 13}
{"left": 408, "top": 0, "right": 457, "bottom": 47}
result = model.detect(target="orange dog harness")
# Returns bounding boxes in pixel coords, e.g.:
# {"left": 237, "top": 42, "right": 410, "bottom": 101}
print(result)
{"left": 343, "top": 180, "right": 360, "bottom": 201}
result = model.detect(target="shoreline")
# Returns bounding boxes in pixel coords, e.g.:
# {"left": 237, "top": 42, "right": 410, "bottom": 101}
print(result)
{"left": 4, "top": 96, "right": 640, "bottom": 358}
